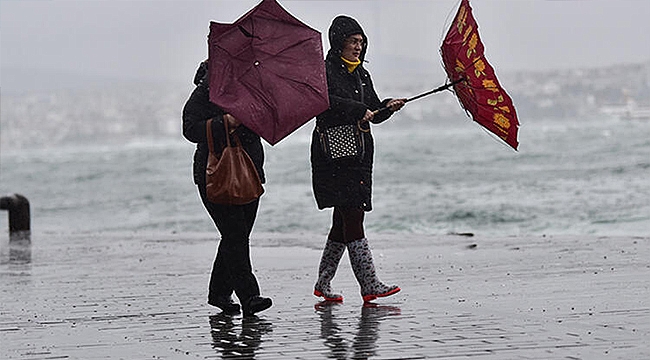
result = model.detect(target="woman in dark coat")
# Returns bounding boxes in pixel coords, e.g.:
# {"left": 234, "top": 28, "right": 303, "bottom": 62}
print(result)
{"left": 311, "top": 15, "right": 405, "bottom": 303}
{"left": 183, "top": 60, "right": 272, "bottom": 316}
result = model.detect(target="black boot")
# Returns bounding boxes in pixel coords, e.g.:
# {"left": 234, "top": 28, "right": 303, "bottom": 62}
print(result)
{"left": 243, "top": 295, "right": 272, "bottom": 317}
{"left": 208, "top": 295, "right": 241, "bottom": 315}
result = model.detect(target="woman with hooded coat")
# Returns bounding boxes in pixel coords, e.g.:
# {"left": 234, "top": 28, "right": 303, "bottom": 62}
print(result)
{"left": 311, "top": 15, "right": 406, "bottom": 303}
{"left": 182, "top": 60, "right": 272, "bottom": 317}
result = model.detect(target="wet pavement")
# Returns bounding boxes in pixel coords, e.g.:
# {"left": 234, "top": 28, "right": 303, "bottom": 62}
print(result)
{"left": 1, "top": 232, "right": 649, "bottom": 359}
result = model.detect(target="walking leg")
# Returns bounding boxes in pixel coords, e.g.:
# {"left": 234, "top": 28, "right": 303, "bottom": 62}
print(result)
{"left": 347, "top": 237, "right": 400, "bottom": 302}
{"left": 314, "top": 237, "right": 346, "bottom": 301}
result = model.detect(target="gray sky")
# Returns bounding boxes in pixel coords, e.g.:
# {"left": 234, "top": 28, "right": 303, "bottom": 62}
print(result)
{"left": 2, "top": 0, "right": 649, "bottom": 87}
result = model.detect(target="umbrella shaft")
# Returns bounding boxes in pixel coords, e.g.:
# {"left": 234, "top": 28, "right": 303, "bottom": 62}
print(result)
{"left": 371, "top": 78, "right": 465, "bottom": 116}
{"left": 406, "top": 78, "right": 465, "bottom": 103}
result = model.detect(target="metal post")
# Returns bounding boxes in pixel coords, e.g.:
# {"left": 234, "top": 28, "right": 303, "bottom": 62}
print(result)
{"left": 1, "top": 194, "right": 31, "bottom": 263}
{"left": 1, "top": 193, "right": 31, "bottom": 240}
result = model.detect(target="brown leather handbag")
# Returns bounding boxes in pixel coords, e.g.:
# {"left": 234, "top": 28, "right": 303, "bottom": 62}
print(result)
{"left": 205, "top": 118, "right": 264, "bottom": 205}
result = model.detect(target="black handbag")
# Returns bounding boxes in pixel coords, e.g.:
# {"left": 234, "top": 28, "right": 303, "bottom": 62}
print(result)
{"left": 319, "top": 71, "right": 369, "bottom": 161}
{"left": 318, "top": 123, "right": 366, "bottom": 160}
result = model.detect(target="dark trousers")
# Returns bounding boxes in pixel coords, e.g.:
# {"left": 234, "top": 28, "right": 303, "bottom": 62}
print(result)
{"left": 198, "top": 185, "right": 261, "bottom": 303}
{"left": 328, "top": 207, "right": 366, "bottom": 244}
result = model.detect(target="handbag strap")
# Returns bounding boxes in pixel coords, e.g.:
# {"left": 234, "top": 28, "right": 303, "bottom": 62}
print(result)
{"left": 223, "top": 118, "right": 244, "bottom": 148}
{"left": 206, "top": 117, "right": 237, "bottom": 155}
{"left": 354, "top": 71, "right": 371, "bottom": 133}
{"left": 206, "top": 118, "right": 216, "bottom": 154}
{"left": 222, "top": 119, "right": 232, "bottom": 148}
{"left": 356, "top": 71, "right": 364, "bottom": 104}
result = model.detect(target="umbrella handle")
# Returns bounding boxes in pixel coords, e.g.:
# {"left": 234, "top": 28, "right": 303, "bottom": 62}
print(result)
{"left": 370, "top": 78, "right": 465, "bottom": 116}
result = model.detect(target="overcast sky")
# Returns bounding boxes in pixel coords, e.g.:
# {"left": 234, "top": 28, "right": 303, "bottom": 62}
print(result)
{"left": 2, "top": 0, "right": 649, "bottom": 88}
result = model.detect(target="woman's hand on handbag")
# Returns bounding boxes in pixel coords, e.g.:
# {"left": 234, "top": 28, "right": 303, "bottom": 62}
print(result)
{"left": 223, "top": 114, "right": 241, "bottom": 134}
{"left": 360, "top": 109, "right": 374, "bottom": 123}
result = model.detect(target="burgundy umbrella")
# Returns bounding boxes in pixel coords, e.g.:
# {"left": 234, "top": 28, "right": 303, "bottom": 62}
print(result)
{"left": 208, "top": 0, "right": 329, "bottom": 145}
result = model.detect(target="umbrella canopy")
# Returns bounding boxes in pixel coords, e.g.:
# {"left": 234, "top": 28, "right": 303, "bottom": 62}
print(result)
{"left": 441, "top": 0, "right": 520, "bottom": 150}
{"left": 208, "top": 0, "right": 329, "bottom": 145}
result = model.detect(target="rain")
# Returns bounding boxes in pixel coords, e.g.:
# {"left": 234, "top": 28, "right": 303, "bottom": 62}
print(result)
{"left": 2, "top": 1, "right": 650, "bottom": 359}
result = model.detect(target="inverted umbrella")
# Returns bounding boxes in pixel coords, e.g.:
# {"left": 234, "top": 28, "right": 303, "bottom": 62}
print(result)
{"left": 372, "top": 0, "right": 519, "bottom": 150}
{"left": 208, "top": 0, "right": 329, "bottom": 145}
{"left": 441, "top": 0, "right": 520, "bottom": 150}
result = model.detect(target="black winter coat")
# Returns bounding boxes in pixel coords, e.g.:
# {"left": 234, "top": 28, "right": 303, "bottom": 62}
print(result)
{"left": 182, "top": 62, "right": 265, "bottom": 187}
{"left": 311, "top": 16, "right": 396, "bottom": 211}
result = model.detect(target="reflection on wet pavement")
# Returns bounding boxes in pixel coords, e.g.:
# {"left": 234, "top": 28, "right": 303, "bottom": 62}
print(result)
{"left": 0, "top": 235, "right": 31, "bottom": 265}
{"left": 209, "top": 313, "right": 273, "bottom": 359}
{"left": 316, "top": 301, "right": 402, "bottom": 359}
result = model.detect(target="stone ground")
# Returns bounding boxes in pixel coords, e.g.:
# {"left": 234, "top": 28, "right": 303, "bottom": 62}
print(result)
{"left": 1, "top": 231, "right": 649, "bottom": 359}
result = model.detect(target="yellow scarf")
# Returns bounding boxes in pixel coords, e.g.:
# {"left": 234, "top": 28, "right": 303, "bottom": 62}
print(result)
{"left": 341, "top": 57, "right": 360, "bottom": 73}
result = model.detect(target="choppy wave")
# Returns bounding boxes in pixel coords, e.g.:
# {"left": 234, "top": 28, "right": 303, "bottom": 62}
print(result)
{"left": 1, "top": 115, "right": 649, "bottom": 237}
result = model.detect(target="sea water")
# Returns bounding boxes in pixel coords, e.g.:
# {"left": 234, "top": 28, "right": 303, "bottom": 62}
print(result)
{"left": 1, "top": 113, "right": 649, "bottom": 238}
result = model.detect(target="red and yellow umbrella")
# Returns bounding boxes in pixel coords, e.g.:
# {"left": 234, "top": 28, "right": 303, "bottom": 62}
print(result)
{"left": 372, "top": 0, "right": 520, "bottom": 150}
{"left": 441, "top": 0, "right": 520, "bottom": 150}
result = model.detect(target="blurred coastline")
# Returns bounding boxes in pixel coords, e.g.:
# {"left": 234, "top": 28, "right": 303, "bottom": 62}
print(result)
{"left": 2, "top": 59, "right": 649, "bottom": 150}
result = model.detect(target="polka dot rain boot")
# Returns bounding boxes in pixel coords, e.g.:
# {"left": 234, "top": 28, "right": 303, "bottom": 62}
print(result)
{"left": 347, "top": 238, "right": 400, "bottom": 302}
{"left": 314, "top": 238, "right": 346, "bottom": 302}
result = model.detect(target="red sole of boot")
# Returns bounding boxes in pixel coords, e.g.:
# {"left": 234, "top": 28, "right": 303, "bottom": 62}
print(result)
{"left": 363, "top": 287, "right": 401, "bottom": 303}
{"left": 314, "top": 289, "right": 343, "bottom": 302}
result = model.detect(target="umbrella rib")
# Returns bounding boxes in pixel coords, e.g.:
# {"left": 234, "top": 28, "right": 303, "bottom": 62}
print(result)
{"left": 266, "top": 36, "right": 316, "bottom": 57}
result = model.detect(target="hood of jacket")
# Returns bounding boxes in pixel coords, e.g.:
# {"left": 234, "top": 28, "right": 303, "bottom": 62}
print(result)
{"left": 327, "top": 15, "right": 368, "bottom": 62}
{"left": 193, "top": 60, "right": 209, "bottom": 87}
